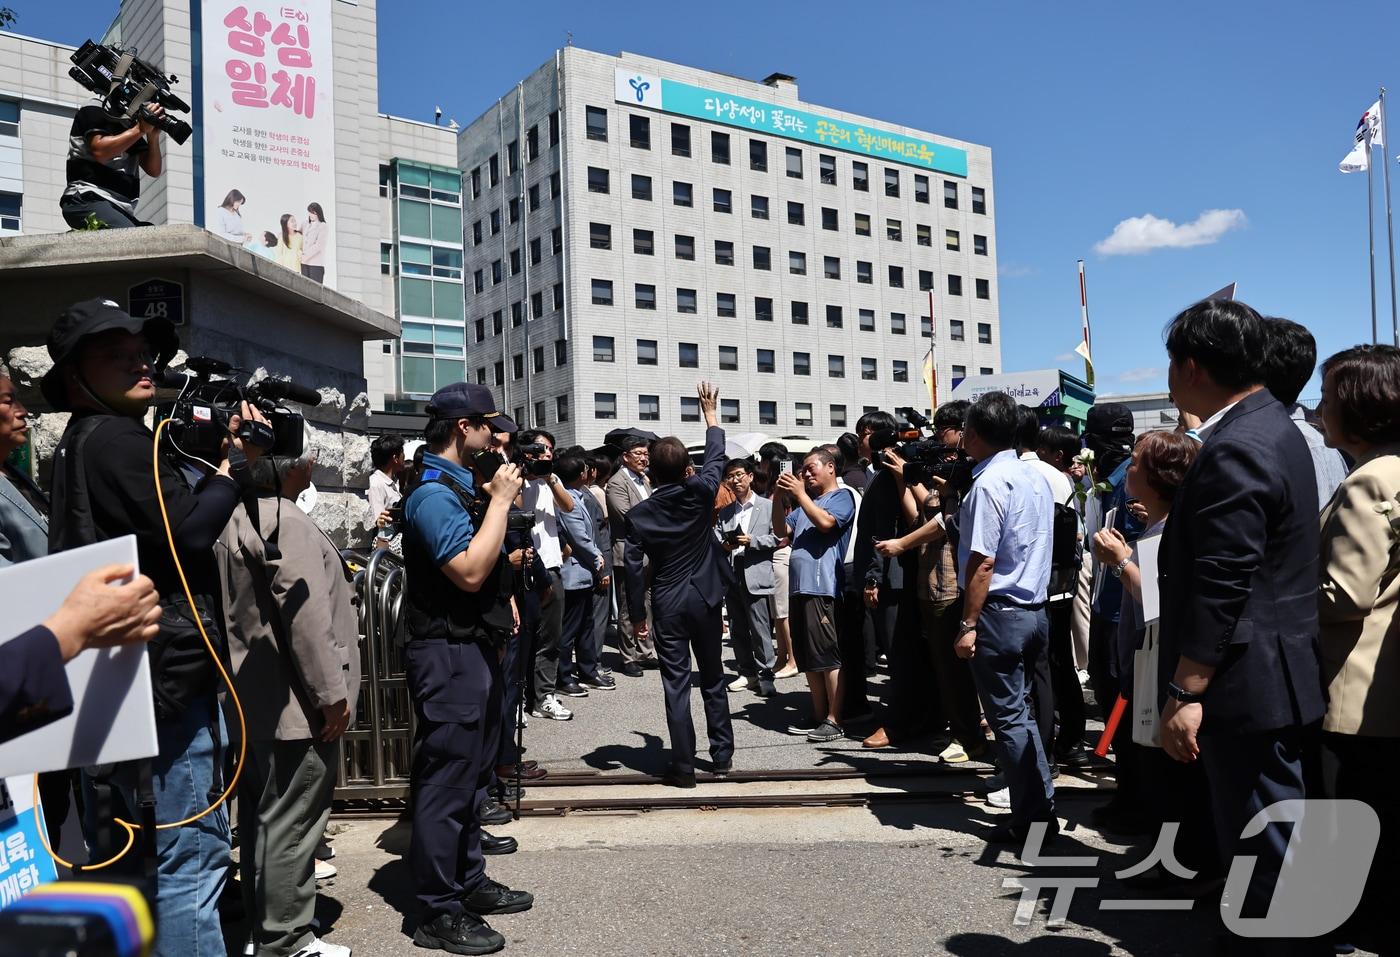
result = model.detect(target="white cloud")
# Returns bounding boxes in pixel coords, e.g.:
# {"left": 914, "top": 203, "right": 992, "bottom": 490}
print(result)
{"left": 998, "top": 262, "right": 1036, "bottom": 278}
{"left": 1054, "top": 352, "right": 1078, "bottom": 363}
{"left": 1115, "top": 367, "right": 1164, "bottom": 383}
{"left": 1094, "top": 208, "right": 1246, "bottom": 256}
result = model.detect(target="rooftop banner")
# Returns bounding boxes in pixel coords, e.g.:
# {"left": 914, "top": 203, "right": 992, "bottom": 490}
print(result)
{"left": 948, "top": 370, "right": 1065, "bottom": 408}
{"left": 614, "top": 68, "right": 968, "bottom": 177}
{"left": 201, "top": 0, "right": 338, "bottom": 287}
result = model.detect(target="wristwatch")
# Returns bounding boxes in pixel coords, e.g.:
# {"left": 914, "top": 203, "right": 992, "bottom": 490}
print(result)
{"left": 1166, "top": 681, "right": 1205, "bottom": 704}
{"left": 956, "top": 619, "right": 977, "bottom": 637}
{"left": 1109, "top": 557, "right": 1131, "bottom": 579}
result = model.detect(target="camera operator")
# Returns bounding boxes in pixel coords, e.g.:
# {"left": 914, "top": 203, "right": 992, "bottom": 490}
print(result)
{"left": 60, "top": 100, "right": 165, "bottom": 229}
{"left": 399, "top": 383, "right": 533, "bottom": 955}
{"left": 41, "top": 299, "right": 269, "bottom": 955}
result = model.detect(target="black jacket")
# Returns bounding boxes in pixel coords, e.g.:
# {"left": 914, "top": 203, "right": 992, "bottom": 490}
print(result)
{"left": 1157, "top": 389, "right": 1327, "bottom": 734}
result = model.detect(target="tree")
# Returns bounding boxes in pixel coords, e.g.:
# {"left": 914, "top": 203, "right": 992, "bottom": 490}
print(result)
{"left": 0, "top": 9, "right": 16, "bottom": 30}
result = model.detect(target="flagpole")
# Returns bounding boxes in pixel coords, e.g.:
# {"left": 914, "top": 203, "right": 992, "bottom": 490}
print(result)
{"left": 1077, "top": 259, "right": 1095, "bottom": 389}
{"left": 1368, "top": 124, "right": 1379, "bottom": 344}
{"left": 1382, "top": 87, "right": 1399, "bottom": 346}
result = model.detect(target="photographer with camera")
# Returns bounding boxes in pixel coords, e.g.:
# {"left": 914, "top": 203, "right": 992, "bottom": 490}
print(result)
{"left": 41, "top": 298, "right": 270, "bottom": 955}
{"left": 60, "top": 99, "right": 165, "bottom": 229}
{"left": 399, "top": 383, "right": 534, "bottom": 955}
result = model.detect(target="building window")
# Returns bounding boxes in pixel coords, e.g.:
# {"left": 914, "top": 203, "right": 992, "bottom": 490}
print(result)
{"left": 490, "top": 209, "right": 501, "bottom": 234}
{"left": 672, "top": 122, "right": 691, "bottom": 156}
{"left": 950, "top": 320, "right": 965, "bottom": 342}
{"left": 753, "top": 246, "right": 771, "bottom": 271}
{"left": 791, "top": 301, "right": 809, "bottom": 325}
{"left": 550, "top": 171, "right": 561, "bottom": 198}
{"left": 509, "top": 249, "right": 521, "bottom": 275}
{"left": 592, "top": 279, "right": 614, "bottom": 305}
{"left": 716, "top": 292, "right": 737, "bottom": 317}
{"left": 634, "top": 229, "right": 655, "bottom": 255}
{"left": 824, "top": 256, "right": 841, "bottom": 280}
{"left": 556, "top": 394, "right": 569, "bottom": 421}
{"left": 785, "top": 147, "right": 803, "bottom": 178}
{"left": 595, "top": 393, "right": 617, "bottom": 419}
{"left": 972, "top": 187, "right": 987, "bottom": 214}
{"left": 713, "top": 188, "right": 732, "bottom": 214}
{"left": 914, "top": 174, "right": 929, "bottom": 204}
{"left": 553, "top": 282, "right": 564, "bottom": 309}
{"left": 555, "top": 339, "right": 568, "bottom": 365}
{"left": 378, "top": 162, "right": 391, "bottom": 197}
{"left": 506, "top": 140, "right": 519, "bottom": 175}
{"left": 944, "top": 181, "right": 959, "bottom": 209}
{"left": 830, "top": 404, "right": 848, "bottom": 428}
{"left": 380, "top": 242, "right": 393, "bottom": 276}
{"left": 549, "top": 111, "right": 560, "bottom": 147}
{"left": 711, "top": 130, "right": 730, "bottom": 165}
{"left": 586, "top": 106, "right": 608, "bottom": 141}
{"left": 635, "top": 284, "right": 657, "bottom": 310}
{"left": 470, "top": 166, "right": 481, "bottom": 199}
{"left": 856, "top": 260, "right": 872, "bottom": 284}
{"left": 978, "top": 321, "right": 993, "bottom": 344}
{"left": 531, "top": 291, "right": 543, "bottom": 318}
{"left": 976, "top": 279, "right": 991, "bottom": 301}
{"left": 852, "top": 161, "right": 869, "bottom": 192}
{"left": 885, "top": 168, "right": 899, "bottom": 197}
{"left": 946, "top": 229, "right": 961, "bottom": 252}
{"left": 917, "top": 224, "right": 932, "bottom": 247}
{"left": 552, "top": 227, "right": 563, "bottom": 254}
{"left": 715, "top": 240, "right": 735, "bottom": 266}
{"left": 750, "top": 139, "right": 768, "bottom": 171}
{"left": 921, "top": 316, "right": 933, "bottom": 338}
{"left": 491, "top": 260, "right": 503, "bottom": 284}
{"left": 631, "top": 174, "right": 652, "bottom": 201}
{"left": 854, "top": 213, "right": 871, "bottom": 237}
{"left": 506, "top": 197, "right": 520, "bottom": 224}
{"left": 793, "top": 352, "right": 811, "bottom": 376}
{"left": 889, "top": 265, "right": 905, "bottom": 288}
{"left": 751, "top": 195, "right": 770, "bottom": 220}
{"left": 974, "top": 234, "right": 988, "bottom": 256}
{"left": 679, "top": 342, "right": 699, "bottom": 368}
{"left": 859, "top": 309, "right": 875, "bottom": 332}
{"left": 526, "top": 125, "right": 539, "bottom": 161}
{"left": 590, "top": 222, "right": 612, "bottom": 249}
{"left": 637, "top": 339, "right": 658, "bottom": 365}
{"left": 629, "top": 113, "right": 650, "bottom": 149}
{"left": 493, "top": 361, "right": 504, "bottom": 385}
{"left": 511, "top": 300, "right": 523, "bottom": 325}
{"left": 587, "top": 167, "right": 609, "bottom": 193}
{"left": 593, "top": 335, "right": 616, "bottom": 362}
{"left": 891, "top": 312, "right": 907, "bottom": 335}
{"left": 531, "top": 400, "right": 545, "bottom": 426}
{"left": 822, "top": 207, "right": 838, "bottom": 231}
{"left": 675, "top": 235, "right": 695, "bottom": 260}
{"left": 757, "top": 349, "right": 776, "bottom": 373}
{"left": 893, "top": 360, "right": 909, "bottom": 382}
{"left": 489, "top": 155, "right": 499, "bottom": 186}
{"left": 948, "top": 274, "right": 963, "bottom": 296}
{"left": 755, "top": 297, "right": 774, "bottom": 322}
{"left": 677, "top": 288, "right": 698, "bottom": 313}
{"left": 493, "top": 311, "right": 504, "bottom": 334}
{"left": 789, "top": 250, "right": 807, "bottom": 275}
{"left": 528, "top": 184, "right": 541, "bottom": 211}
{"left": 475, "top": 317, "right": 486, "bottom": 342}
{"left": 680, "top": 396, "right": 701, "bottom": 422}
{"left": 759, "top": 400, "right": 777, "bottom": 425}
{"left": 639, "top": 394, "right": 661, "bottom": 421}
{"left": 513, "top": 354, "right": 524, "bottom": 379}
{"left": 795, "top": 402, "right": 813, "bottom": 427}
{"left": 952, "top": 364, "right": 967, "bottom": 379}
{"left": 787, "top": 201, "right": 805, "bottom": 226}
{"left": 533, "top": 346, "right": 545, "bottom": 373}
{"left": 719, "top": 345, "right": 739, "bottom": 371}
{"left": 919, "top": 269, "right": 934, "bottom": 291}
{"left": 826, "top": 305, "right": 843, "bottom": 328}
{"left": 819, "top": 153, "right": 836, "bottom": 185}
{"left": 828, "top": 355, "right": 845, "bottom": 379}
{"left": 471, "top": 220, "right": 483, "bottom": 245}
{"left": 886, "top": 219, "right": 903, "bottom": 242}
{"left": 673, "top": 181, "right": 694, "bottom": 207}
{"left": 861, "top": 357, "right": 877, "bottom": 381}
{"left": 720, "top": 399, "right": 740, "bottom": 424}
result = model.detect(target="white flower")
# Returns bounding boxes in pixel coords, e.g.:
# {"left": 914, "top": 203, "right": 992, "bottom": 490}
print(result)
{"left": 1375, "top": 501, "right": 1395, "bottom": 515}
{"left": 1074, "top": 448, "right": 1096, "bottom": 465}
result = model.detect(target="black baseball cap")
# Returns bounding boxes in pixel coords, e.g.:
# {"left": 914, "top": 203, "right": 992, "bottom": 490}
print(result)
{"left": 1085, "top": 402, "right": 1134, "bottom": 439}
{"left": 41, "top": 298, "right": 179, "bottom": 411}
{"left": 426, "top": 382, "right": 518, "bottom": 432}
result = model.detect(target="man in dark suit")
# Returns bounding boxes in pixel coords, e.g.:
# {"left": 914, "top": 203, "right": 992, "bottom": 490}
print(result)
{"left": 624, "top": 382, "right": 735, "bottom": 787}
{"left": 1158, "top": 299, "right": 1326, "bottom": 950}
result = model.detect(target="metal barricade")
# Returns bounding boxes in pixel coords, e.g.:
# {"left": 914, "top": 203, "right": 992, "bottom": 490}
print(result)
{"left": 335, "top": 548, "right": 415, "bottom": 800}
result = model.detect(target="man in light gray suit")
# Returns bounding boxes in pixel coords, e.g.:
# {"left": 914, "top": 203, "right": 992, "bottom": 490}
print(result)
{"left": 606, "top": 435, "right": 659, "bottom": 676}
{"left": 717, "top": 458, "right": 779, "bottom": 697}
{"left": 0, "top": 375, "right": 48, "bottom": 567}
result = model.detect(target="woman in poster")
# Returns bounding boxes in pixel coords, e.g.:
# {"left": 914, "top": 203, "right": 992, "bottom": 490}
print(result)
{"left": 213, "top": 189, "right": 251, "bottom": 244}
{"left": 301, "top": 202, "right": 329, "bottom": 284}
{"left": 276, "top": 213, "right": 302, "bottom": 272}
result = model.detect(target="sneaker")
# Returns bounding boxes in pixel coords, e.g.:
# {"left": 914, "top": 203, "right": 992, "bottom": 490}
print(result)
{"left": 727, "top": 675, "right": 758, "bottom": 692}
{"left": 314, "top": 858, "right": 337, "bottom": 882}
{"left": 938, "top": 741, "right": 971, "bottom": 764}
{"left": 289, "top": 936, "right": 351, "bottom": 957}
{"left": 556, "top": 682, "right": 589, "bottom": 698}
{"left": 986, "top": 787, "right": 1011, "bottom": 809}
{"left": 462, "top": 878, "right": 535, "bottom": 915}
{"left": 807, "top": 720, "right": 844, "bottom": 743}
{"left": 579, "top": 673, "right": 616, "bottom": 691}
{"left": 531, "top": 695, "right": 573, "bottom": 721}
{"left": 412, "top": 912, "right": 504, "bottom": 956}
{"left": 786, "top": 717, "right": 821, "bottom": 736}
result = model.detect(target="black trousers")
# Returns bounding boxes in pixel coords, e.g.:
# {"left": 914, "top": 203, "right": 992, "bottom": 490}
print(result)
{"left": 653, "top": 603, "right": 733, "bottom": 774}
{"left": 921, "top": 597, "right": 984, "bottom": 749}
{"left": 60, "top": 192, "right": 147, "bottom": 229}
{"left": 882, "top": 587, "right": 938, "bottom": 737}
{"left": 530, "top": 568, "right": 563, "bottom": 707}
{"left": 1028, "top": 633, "right": 1055, "bottom": 761}
{"left": 838, "top": 591, "right": 875, "bottom": 717}
{"left": 1319, "top": 731, "right": 1399, "bottom": 947}
{"left": 1047, "top": 599, "right": 1086, "bottom": 755}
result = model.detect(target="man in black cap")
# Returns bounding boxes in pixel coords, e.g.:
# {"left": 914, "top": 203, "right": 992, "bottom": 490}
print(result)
{"left": 399, "top": 382, "right": 535, "bottom": 955}
{"left": 42, "top": 298, "right": 269, "bottom": 956}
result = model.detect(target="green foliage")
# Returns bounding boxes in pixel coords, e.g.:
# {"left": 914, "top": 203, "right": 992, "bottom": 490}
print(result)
{"left": 77, "top": 213, "right": 109, "bottom": 232}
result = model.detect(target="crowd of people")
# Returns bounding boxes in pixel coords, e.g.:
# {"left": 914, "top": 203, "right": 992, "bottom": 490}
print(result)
{"left": 1, "top": 294, "right": 1398, "bottom": 955}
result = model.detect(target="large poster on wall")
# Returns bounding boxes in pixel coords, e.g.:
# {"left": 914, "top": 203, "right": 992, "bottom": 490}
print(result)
{"left": 201, "top": 0, "right": 337, "bottom": 287}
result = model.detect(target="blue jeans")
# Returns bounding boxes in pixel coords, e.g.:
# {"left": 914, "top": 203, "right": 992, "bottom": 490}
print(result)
{"left": 970, "top": 601, "right": 1055, "bottom": 828}
{"left": 84, "top": 695, "right": 231, "bottom": 957}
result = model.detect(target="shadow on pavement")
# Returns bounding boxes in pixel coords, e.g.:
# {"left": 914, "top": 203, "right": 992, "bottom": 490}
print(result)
{"left": 366, "top": 816, "right": 417, "bottom": 934}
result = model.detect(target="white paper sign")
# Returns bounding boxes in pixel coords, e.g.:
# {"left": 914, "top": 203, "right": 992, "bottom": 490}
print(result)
{"left": 1134, "top": 532, "right": 1163, "bottom": 624}
{"left": 0, "top": 537, "right": 158, "bottom": 777}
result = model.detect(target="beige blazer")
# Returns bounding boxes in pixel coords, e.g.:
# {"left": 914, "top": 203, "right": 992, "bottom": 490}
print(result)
{"left": 605, "top": 467, "right": 651, "bottom": 566}
{"left": 1318, "top": 447, "right": 1400, "bottom": 736}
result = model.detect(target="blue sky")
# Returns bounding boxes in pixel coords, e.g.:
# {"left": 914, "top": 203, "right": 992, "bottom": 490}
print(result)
{"left": 15, "top": 0, "right": 1400, "bottom": 400}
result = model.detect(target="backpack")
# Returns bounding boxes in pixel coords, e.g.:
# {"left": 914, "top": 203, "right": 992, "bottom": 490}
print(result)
{"left": 1049, "top": 492, "right": 1082, "bottom": 597}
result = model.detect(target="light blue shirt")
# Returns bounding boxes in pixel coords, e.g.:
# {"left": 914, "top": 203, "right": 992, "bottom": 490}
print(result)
{"left": 402, "top": 452, "right": 477, "bottom": 565}
{"left": 957, "top": 449, "right": 1054, "bottom": 604}
{"left": 788, "top": 488, "right": 856, "bottom": 597}
{"left": 1290, "top": 405, "right": 1349, "bottom": 510}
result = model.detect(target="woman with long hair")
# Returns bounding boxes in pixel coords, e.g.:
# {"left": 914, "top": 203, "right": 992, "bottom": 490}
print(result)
{"left": 213, "top": 188, "right": 250, "bottom": 244}
{"left": 276, "top": 212, "right": 302, "bottom": 272}
{"left": 301, "top": 201, "right": 329, "bottom": 283}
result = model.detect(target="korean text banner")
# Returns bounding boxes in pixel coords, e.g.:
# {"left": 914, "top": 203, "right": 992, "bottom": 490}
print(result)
{"left": 614, "top": 68, "right": 968, "bottom": 177}
{"left": 202, "top": 0, "right": 337, "bottom": 288}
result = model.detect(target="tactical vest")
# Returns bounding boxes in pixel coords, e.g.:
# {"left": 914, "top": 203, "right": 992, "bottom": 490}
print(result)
{"left": 401, "top": 466, "right": 514, "bottom": 645}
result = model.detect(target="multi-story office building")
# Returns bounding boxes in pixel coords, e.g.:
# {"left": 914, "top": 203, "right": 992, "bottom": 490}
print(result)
{"left": 456, "top": 48, "right": 1001, "bottom": 446}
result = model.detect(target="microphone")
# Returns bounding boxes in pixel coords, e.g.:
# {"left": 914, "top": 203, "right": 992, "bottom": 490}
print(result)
{"left": 154, "top": 368, "right": 190, "bottom": 389}
{"left": 254, "top": 378, "right": 323, "bottom": 407}
{"left": 184, "top": 356, "right": 233, "bottom": 376}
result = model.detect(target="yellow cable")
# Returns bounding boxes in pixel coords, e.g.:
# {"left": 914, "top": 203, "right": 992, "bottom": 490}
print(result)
{"left": 32, "top": 419, "right": 248, "bottom": 871}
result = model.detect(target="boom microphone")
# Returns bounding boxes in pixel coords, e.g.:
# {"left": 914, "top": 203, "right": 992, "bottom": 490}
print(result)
{"left": 253, "top": 379, "right": 322, "bottom": 407}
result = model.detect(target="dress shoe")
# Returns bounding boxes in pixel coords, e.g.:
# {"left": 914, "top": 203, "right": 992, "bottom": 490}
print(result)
{"left": 662, "top": 765, "right": 697, "bottom": 789}
{"left": 462, "top": 878, "right": 534, "bottom": 915}
{"left": 579, "top": 673, "right": 617, "bottom": 691}
{"left": 495, "top": 783, "right": 524, "bottom": 803}
{"left": 556, "top": 682, "right": 589, "bottom": 698}
{"left": 412, "top": 912, "right": 504, "bottom": 956}
{"left": 862, "top": 727, "right": 892, "bottom": 749}
{"left": 481, "top": 831, "right": 517, "bottom": 855}
{"left": 1056, "top": 744, "right": 1095, "bottom": 769}
{"left": 640, "top": 657, "right": 660, "bottom": 670}
{"left": 756, "top": 680, "right": 776, "bottom": 698}
{"left": 620, "top": 662, "right": 644, "bottom": 678}
{"left": 774, "top": 666, "right": 799, "bottom": 679}
{"left": 496, "top": 763, "right": 548, "bottom": 781}
{"left": 711, "top": 760, "right": 733, "bottom": 778}
{"left": 478, "top": 800, "right": 513, "bottom": 826}
{"left": 986, "top": 819, "right": 1059, "bottom": 846}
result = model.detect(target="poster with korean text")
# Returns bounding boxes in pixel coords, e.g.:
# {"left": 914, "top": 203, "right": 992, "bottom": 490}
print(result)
{"left": 201, "top": 0, "right": 337, "bottom": 288}
{"left": 0, "top": 776, "right": 59, "bottom": 906}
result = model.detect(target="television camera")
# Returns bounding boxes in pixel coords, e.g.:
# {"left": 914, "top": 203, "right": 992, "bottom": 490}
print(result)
{"left": 68, "top": 39, "right": 193, "bottom": 145}
{"left": 160, "top": 357, "right": 321, "bottom": 464}
{"left": 869, "top": 406, "right": 974, "bottom": 493}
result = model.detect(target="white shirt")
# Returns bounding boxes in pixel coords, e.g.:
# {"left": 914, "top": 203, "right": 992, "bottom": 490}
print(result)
{"left": 1020, "top": 451, "right": 1075, "bottom": 505}
{"left": 366, "top": 468, "right": 402, "bottom": 554}
{"left": 730, "top": 494, "right": 757, "bottom": 559}
{"left": 522, "top": 478, "right": 563, "bottom": 569}
{"left": 1193, "top": 400, "right": 1241, "bottom": 442}
{"left": 626, "top": 467, "right": 651, "bottom": 500}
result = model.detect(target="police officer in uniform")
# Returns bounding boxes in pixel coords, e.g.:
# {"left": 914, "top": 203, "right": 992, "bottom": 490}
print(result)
{"left": 401, "top": 383, "right": 535, "bottom": 955}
